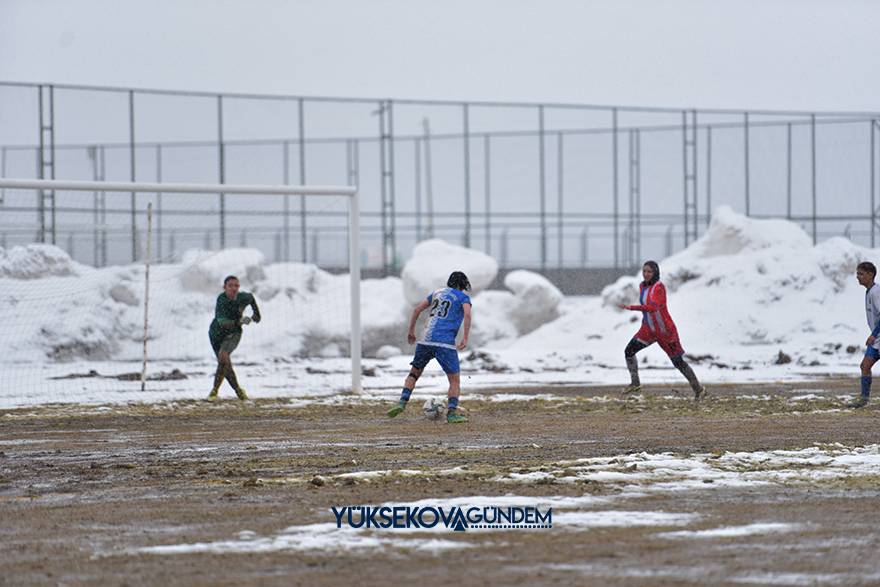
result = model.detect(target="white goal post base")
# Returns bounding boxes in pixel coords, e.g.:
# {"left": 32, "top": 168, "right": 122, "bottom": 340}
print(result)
{"left": 0, "top": 177, "right": 363, "bottom": 394}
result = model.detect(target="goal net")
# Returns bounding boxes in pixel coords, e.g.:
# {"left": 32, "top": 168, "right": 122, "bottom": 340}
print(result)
{"left": 0, "top": 178, "right": 361, "bottom": 409}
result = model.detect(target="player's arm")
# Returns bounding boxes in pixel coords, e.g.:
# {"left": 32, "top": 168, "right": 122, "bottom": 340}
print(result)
{"left": 619, "top": 284, "right": 666, "bottom": 312}
{"left": 250, "top": 295, "right": 262, "bottom": 324}
{"left": 407, "top": 299, "right": 431, "bottom": 345}
{"left": 457, "top": 303, "right": 472, "bottom": 350}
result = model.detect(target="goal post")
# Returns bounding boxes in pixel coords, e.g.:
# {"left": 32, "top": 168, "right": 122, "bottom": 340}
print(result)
{"left": 0, "top": 177, "right": 362, "bottom": 396}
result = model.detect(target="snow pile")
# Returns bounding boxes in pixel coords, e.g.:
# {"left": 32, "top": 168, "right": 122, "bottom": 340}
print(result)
{"left": 1, "top": 240, "right": 565, "bottom": 367}
{"left": 470, "top": 270, "right": 563, "bottom": 344}
{"left": 179, "top": 248, "right": 266, "bottom": 293}
{"left": 0, "top": 244, "right": 79, "bottom": 279}
{"left": 401, "top": 239, "right": 498, "bottom": 305}
{"left": 1, "top": 246, "right": 408, "bottom": 363}
{"left": 593, "top": 206, "right": 877, "bottom": 365}
{"left": 504, "top": 270, "right": 563, "bottom": 334}
{"left": 5, "top": 207, "right": 880, "bottom": 402}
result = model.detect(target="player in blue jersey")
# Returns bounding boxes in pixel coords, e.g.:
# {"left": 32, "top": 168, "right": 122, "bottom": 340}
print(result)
{"left": 387, "top": 271, "right": 472, "bottom": 423}
{"left": 848, "top": 261, "right": 880, "bottom": 408}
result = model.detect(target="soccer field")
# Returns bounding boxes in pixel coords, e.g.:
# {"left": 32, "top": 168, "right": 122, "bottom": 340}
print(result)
{"left": 3, "top": 381, "right": 880, "bottom": 587}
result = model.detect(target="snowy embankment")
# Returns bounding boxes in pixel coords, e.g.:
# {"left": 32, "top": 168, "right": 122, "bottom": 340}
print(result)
{"left": 1, "top": 206, "right": 878, "bottom": 407}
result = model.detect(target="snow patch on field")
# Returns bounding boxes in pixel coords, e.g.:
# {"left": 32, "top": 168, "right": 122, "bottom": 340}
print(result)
{"left": 658, "top": 522, "right": 803, "bottom": 539}
{"left": 137, "top": 522, "right": 471, "bottom": 555}
{"left": 134, "top": 492, "right": 695, "bottom": 557}
{"left": 495, "top": 444, "right": 880, "bottom": 491}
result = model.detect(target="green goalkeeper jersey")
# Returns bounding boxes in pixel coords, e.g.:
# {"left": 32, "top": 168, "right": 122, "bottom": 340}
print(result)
{"left": 209, "top": 291, "right": 259, "bottom": 341}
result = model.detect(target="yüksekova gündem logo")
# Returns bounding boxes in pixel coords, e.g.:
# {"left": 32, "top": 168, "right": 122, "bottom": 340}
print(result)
{"left": 332, "top": 505, "right": 552, "bottom": 532}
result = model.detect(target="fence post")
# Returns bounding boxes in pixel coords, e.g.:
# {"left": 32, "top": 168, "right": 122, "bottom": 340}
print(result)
{"left": 811, "top": 114, "right": 817, "bottom": 244}
{"left": 462, "top": 103, "right": 471, "bottom": 248}
{"left": 283, "top": 140, "right": 290, "bottom": 261}
{"left": 155, "top": 144, "right": 163, "bottom": 261}
{"left": 557, "top": 132, "right": 564, "bottom": 268}
{"left": 217, "top": 95, "right": 226, "bottom": 250}
{"left": 706, "top": 125, "right": 712, "bottom": 227}
{"left": 744, "top": 111, "right": 750, "bottom": 216}
{"left": 538, "top": 105, "right": 547, "bottom": 270}
{"left": 484, "top": 134, "right": 491, "bottom": 255}
{"left": 422, "top": 118, "right": 435, "bottom": 239}
{"left": 786, "top": 122, "right": 792, "bottom": 219}
{"left": 414, "top": 138, "right": 422, "bottom": 243}
{"left": 580, "top": 227, "right": 588, "bottom": 267}
{"left": 298, "top": 98, "right": 308, "bottom": 262}
{"left": 871, "top": 120, "right": 877, "bottom": 248}
{"left": 612, "top": 108, "right": 619, "bottom": 268}
{"left": 129, "top": 90, "right": 137, "bottom": 260}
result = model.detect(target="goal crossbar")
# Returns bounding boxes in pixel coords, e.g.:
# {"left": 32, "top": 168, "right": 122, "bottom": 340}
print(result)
{"left": 0, "top": 177, "right": 362, "bottom": 394}
{"left": 0, "top": 177, "right": 357, "bottom": 197}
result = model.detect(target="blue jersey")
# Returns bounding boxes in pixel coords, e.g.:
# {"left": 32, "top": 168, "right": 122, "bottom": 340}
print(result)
{"left": 866, "top": 283, "right": 880, "bottom": 349}
{"left": 420, "top": 287, "right": 471, "bottom": 348}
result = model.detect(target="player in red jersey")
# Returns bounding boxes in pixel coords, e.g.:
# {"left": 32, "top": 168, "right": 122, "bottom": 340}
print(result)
{"left": 618, "top": 260, "right": 706, "bottom": 400}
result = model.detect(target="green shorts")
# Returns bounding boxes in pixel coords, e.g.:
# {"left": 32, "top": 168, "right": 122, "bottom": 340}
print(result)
{"left": 211, "top": 331, "right": 241, "bottom": 356}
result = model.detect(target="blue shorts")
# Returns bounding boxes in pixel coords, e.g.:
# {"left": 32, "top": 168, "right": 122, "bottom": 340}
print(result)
{"left": 410, "top": 343, "right": 460, "bottom": 375}
{"left": 866, "top": 346, "right": 880, "bottom": 360}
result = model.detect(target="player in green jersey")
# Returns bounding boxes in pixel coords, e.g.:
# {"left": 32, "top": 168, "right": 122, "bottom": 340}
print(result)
{"left": 207, "top": 275, "right": 261, "bottom": 401}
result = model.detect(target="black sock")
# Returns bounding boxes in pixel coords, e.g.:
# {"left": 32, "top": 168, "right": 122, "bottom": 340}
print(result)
{"left": 676, "top": 361, "right": 702, "bottom": 393}
{"left": 626, "top": 355, "right": 640, "bottom": 386}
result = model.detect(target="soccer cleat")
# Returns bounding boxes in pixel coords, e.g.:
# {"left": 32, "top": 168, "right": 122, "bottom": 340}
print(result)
{"left": 235, "top": 388, "right": 249, "bottom": 401}
{"left": 205, "top": 387, "right": 220, "bottom": 402}
{"left": 622, "top": 384, "right": 642, "bottom": 395}
{"left": 694, "top": 386, "right": 707, "bottom": 401}
{"left": 848, "top": 395, "right": 869, "bottom": 409}
{"left": 446, "top": 412, "right": 468, "bottom": 424}
{"left": 387, "top": 401, "right": 407, "bottom": 418}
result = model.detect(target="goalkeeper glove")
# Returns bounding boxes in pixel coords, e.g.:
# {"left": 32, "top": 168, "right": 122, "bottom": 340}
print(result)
{"left": 239, "top": 316, "right": 252, "bottom": 326}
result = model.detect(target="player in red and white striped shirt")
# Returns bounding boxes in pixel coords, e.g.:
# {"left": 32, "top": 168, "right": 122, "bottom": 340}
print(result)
{"left": 618, "top": 261, "right": 706, "bottom": 400}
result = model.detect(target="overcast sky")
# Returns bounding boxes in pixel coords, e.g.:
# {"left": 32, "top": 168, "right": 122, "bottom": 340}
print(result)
{"left": 1, "top": 0, "right": 879, "bottom": 112}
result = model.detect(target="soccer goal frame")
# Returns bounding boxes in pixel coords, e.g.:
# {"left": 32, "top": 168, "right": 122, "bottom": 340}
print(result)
{"left": 0, "top": 177, "right": 363, "bottom": 394}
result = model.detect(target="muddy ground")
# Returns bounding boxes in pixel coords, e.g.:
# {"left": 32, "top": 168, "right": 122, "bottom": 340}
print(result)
{"left": 2, "top": 380, "right": 880, "bottom": 586}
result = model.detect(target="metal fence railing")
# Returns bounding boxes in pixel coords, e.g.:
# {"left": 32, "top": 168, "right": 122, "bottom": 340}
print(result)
{"left": 2, "top": 81, "right": 879, "bottom": 272}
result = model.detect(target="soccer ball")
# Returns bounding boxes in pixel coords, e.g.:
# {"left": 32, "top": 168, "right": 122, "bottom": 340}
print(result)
{"left": 422, "top": 397, "right": 447, "bottom": 420}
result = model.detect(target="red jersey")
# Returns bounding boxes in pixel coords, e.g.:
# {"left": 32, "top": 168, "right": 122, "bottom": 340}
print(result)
{"left": 627, "top": 281, "right": 679, "bottom": 340}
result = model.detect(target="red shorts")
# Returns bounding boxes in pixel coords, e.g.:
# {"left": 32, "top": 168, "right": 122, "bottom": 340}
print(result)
{"left": 634, "top": 325, "right": 684, "bottom": 358}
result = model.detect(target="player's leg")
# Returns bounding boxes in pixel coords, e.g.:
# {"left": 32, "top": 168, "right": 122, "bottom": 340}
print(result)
{"left": 437, "top": 348, "right": 467, "bottom": 423}
{"left": 661, "top": 337, "right": 705, "bottom": 400}
{"left": 444, "top": 373, "right": 467, "bottom": 423}
{"left": 623, "top": 338, "right": 650, "bottom": 394}
{"left": 220, "top": 333, "right": 247, "bottom": 400}
{"left": 209, "top": 349, "right": 229, "bottom": 401}
{"left": 849, "top": 348, "right": 879, "bottom": 408}
{"left": 388, "top": 345, "right": 430, "bottom": 417}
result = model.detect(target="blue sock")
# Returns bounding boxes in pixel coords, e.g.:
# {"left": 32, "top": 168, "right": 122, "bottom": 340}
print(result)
{"left": 447, "top": 396, "right": 459, "bottom": 412}
{"left": 399, "top": 388, "right": 412, "bottom": 403}
{"left": 861, "top": 376, "right": 872, "bottom": 398}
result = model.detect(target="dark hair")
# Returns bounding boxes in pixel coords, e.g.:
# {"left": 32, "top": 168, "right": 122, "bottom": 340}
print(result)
{"left": 224, "top": 275, "right": 240, "bottom": 285}
{"left": 642, "top": 261, "right": 660, "bottom": 285}
{"left": 447, "top": 271, "right": 471, "bottom": 291}
{"left": 858, "top": 262, "right": 877, "bottom": 277}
